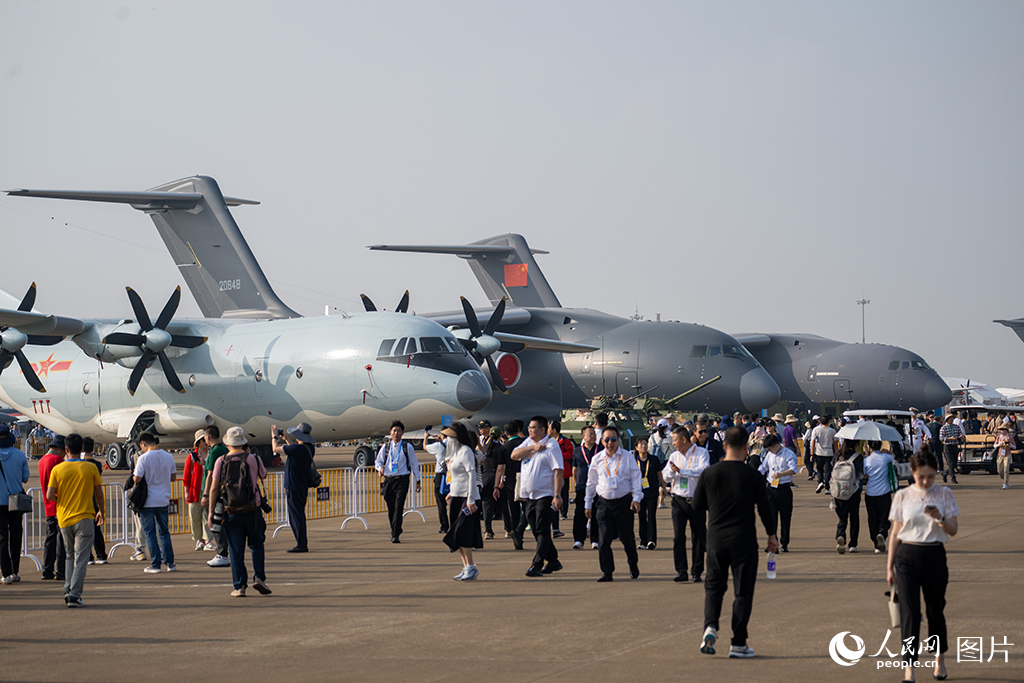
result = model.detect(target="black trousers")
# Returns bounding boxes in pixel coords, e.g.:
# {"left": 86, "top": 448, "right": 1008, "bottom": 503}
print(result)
{"left": 895, "top": 543, "right": 949, "bottom": 665}
{"left": 765, "top": 484, "right": 793, "bottom": 548}
{"left": 481, "top": 481, "right": 498, "bottom": 534}
{"left": 382, "top": 474, "right": 410, "bottom": 539}
{"left": 91, "top": 521, "right": 107, "bottom": 561}
{"left": 704, "top": 542, "right": 759, "bottom": 646}
{"left": 573, "top": 488, "right": 598, "bottom": 544}
{"left": 286, "top": 487, "right": 308, "bottom": 549}
{"left": 864, "top": 493, "right": 891, "bottom": 542}
{"left": 834, "top": 489, "right": 861, "bottom": 547}
{"left": 501, "top": 477, "right": 521, "bottom": 533}
{"left": 0, "top": 507, "right": 25, "bottom": 577}
{"left": 522, "top": 497, "right": 558, "bottom": 567}
{"left": 637, "top": 493, "right": 659, "bottom": 546}
{"left": 43, "top": 515, "right": 66, "bottom": 575}
{"left": 815, "top": 456, "right": 833, "bottom": 486}
{"left": 434, "top": 474, "right": 449, "bottom": 532}
{"left": 595, "top": 495, "right": 638, "bottom": 576}
{"left": 671, "top": 495, "right": 706, "bottom": 578}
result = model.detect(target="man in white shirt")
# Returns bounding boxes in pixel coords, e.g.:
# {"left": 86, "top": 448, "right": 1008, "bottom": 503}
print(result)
{"left": 511, "top": 416, "right": 565, "bottom": 577}
{"left": 905, "top": 410, "right": 929, "bottom": 456}
{"left": 133, "top": 432, "right": 178, "bottom": 574}
{"left": 662, "top": 425, "right": 710, "bottom": 582}
{"left": 584, "top": 426, "right": 642, "bottom": 582}
{"left": 810, "top": 416, "right": 836, "bottom": 494}
{"left": 757, "top": 434, "right": 798, "bottom": 552}
{"left": 374, "top": 420, "right": 421, "bottom": 544}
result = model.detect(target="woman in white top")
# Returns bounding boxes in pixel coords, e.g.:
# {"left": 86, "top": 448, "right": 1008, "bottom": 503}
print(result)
{"left": 441, "top": 422, "right": 483, "bottom": 581}
{"left": 887, "top": 448, "right": 960, "bottom": 682}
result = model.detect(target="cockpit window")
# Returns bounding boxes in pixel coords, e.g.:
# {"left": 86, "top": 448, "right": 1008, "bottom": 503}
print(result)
{"left": 446, "top": 338, "right": 466, "bottom": 354}
{"left": 420, "top": 337, "right": 449, "bottom": 354}
{"left": 690, "top": 345, "right": 708, "bottom": 358}
{"left": 911, "top": 360, "right": 930, "bottom": 370}
{"left": 404, "top": 338, "right": 418, "bottom": 355}
{"left": 378, "top": 339, "right": 396, "bottom": 357}
{"left": 901, "top": 361, "right": 910, "bottom": 370}
{"left": 708, "top": 345, "right": 721, "bottom": 357}
{"left": 723, "top": 344, "right": 751, "bottom": 359}
{"left": 888, "top": 361, "right": 900, "bottom": 371}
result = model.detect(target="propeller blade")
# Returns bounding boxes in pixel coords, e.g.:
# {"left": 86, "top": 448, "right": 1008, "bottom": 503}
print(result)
{"left": 396, "top": 291, "right": 410, "bottom": 314}
{"left": 154, "top": 286, "right": 181, "bottom": 330}
{"left": 103, "top": 333, "right": 147, "bottom": 347}
{"left": 483, "top": 297, "right": 506, "bottom": 337}
{"left": 19, "top": 282, "right": 37, "bottom": 312}
{"left": 14, "top": 350, "right": 45, "bottom": 393}
{"left": 461, "top": 297, "right": 483, "bottom": 338}
{"left": 157, "top": 350, "right": 186, "bottom": 393}
{"left": 25, "top": 335, "right": 64, "bottom": 346}
{"left": 126, "top": 287, "right": 153, "bottom": 332}
{"left": 360, "top": 294, "right": 377, "bottom": 312}
{"left": 0, "top": 349, "right": 8, "bottom": 374}
{"left": 485, "top": 355, "right": 508, "bottom": 394}
{"left": 170, "top": 335, "right": 207, "bottom": 349}
{"left": 127, "top": 348, "right": 153, "bottom": 396}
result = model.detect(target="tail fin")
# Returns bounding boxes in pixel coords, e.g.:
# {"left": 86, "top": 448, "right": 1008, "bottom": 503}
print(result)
{"left": 7, "top": 176, "right": 299, "bottom": 319}
{"left": 996, "top": 319, "right": 1024, "bottom": 345}
{"left": 368, "top": 234, "right": 560, "bottom": 308}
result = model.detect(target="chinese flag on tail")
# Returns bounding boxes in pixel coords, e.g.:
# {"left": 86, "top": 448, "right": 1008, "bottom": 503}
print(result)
{"left": 504, "top": 263, "right": 529, "bottom": 287}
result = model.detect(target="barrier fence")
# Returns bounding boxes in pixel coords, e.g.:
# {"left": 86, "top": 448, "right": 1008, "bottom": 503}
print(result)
{"left": 16, "top": 463, "right": 473, "bottom": 566}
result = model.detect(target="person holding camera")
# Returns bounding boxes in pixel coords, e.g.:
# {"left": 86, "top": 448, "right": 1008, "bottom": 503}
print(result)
{"left": 273, "top": 423, "right": 316, "bottom": 553}
{"left": 207, "top": 426, "right": 271, "bottom": 597}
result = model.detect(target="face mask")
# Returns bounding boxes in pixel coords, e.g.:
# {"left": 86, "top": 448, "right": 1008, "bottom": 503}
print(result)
{"left": 445, "top": 437, "right": 458, "bottom": 453}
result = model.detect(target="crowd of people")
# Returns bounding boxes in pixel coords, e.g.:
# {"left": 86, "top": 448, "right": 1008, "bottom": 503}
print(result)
{"left": 0, "top": 406, "right": 970, "bottom": 673}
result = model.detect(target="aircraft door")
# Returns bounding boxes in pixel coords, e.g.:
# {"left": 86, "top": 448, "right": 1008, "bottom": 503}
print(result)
{"left": 834, "top": 379, "right": 852, "bottom": 401}
{"left": 616, "top": 371, "right": 638, "bottom": 395}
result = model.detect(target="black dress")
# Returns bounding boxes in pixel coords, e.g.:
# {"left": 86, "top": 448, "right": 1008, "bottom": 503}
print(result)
{"left": 443, "top": 496, "right": 483, "bottom": 551}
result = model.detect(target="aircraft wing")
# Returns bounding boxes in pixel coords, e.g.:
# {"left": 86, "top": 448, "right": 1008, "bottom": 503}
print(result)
{"left": 418, "top": 306, "right": 593, "bottom": 352}
{"left": 731, "top": 333, "right": 773, "bottom": 348}
{"left": 491, "top": 332, "right": 597, "bottom": 354}
{"left": 424, "top": 307, "right": 532, "bottom": 328}
{"left": 0, "top": 306, "right": 84, "bottom": 336}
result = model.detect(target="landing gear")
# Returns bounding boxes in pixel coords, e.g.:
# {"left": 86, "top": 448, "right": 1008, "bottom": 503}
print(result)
{"left": 354, "top": 445, "right": 374, "bottom": 468}
{"left": 106, "top": 443, "right": 126, "bottom": 470}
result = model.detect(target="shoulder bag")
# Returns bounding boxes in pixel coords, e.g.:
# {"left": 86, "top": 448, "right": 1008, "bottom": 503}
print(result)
{"left": 0, "top": 457, "right": 33, "bottom": 513}
{"left": 306, "top": 444, "right": 322, "bottom": 488}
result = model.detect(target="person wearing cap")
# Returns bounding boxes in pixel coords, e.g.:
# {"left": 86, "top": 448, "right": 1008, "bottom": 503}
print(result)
{"left": 0, "top": 424, "right": 31, "bottom": 585}
{"left": 938, "top": 415, "right": 964, "bottom": 485}
{"left": 442, "top": 422, "right": 484, "bottom": 580}
{"left": 184, "top": 429, "right": 212, "bottom": 552}
{"left": 994, "top": 424, "right": 1013, "bottom": 490}
{"left": 905, "top": 410, "right": 929, "bottom": 456}
{"left": 45, "top": 433, "right": 104, "bottom": 607}
{"left": 585, "top": 425, "right": 642, "bottom": 582}
{"left": 207, "top": 426, "right": 271, "bottom": 597}
{"left": 134, "top": 432, "right": 178, "bottom": 574}
{"left": 771, "top": 413, "right": 786, "bottom": 434}
{"left": 374, "top": 420, "right": 421, "bottom": 544}
{"left": 202, "top": 425, "right": 231, "bottom": 567}
{"left": 757, "top": 434, "right": 798, "bottom": 553}
{"left": 273, "top": 422, "right": 316, "bottom": 553}
{"left": 650, "top": 418, "right": 673, "bottom": 463}
{"left": 38, "top": 435, "right": 67, "bottom": 580}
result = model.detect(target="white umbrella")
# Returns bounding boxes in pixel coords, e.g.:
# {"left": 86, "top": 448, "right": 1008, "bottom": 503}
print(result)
{"left": 836, "top": 421, "right": 903, "bottom": 442}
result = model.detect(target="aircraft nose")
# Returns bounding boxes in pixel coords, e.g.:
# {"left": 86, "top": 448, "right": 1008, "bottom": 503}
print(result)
{"left": 740, "top": 368, "right": 781, "bottom": 412}
{"left": 457, "top": 371, "right": 492, "bottom": 412}
{"left": 923, "top": 377, "right": 953, "bottom": 409}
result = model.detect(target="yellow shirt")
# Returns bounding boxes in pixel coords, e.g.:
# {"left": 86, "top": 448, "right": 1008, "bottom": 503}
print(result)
{"left": 49, "top": 460, "right": 102, "bottom": 528}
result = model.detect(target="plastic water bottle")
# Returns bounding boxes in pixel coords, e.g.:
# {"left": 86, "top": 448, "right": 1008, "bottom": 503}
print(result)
{"left": 766, "top": 552, "right": 777, "bottom": 579}
{"left": 209, "top": 501, "right": 224, "bottom": 533}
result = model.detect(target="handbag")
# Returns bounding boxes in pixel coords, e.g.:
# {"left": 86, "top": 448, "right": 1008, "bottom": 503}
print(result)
{"left": 0, "top": 457, "right": 33, "bottom": 513}
{"left": 127, "top": 476, "right": 148, "bottom": 513}
{"left": 307, "top": 445, "right": 322, "bottom": 488}
{"left": 440, "top": 474, "right": 451, "bottom": 496}
{"left": 886, "top": 587, "right": 900, "bottom": 629}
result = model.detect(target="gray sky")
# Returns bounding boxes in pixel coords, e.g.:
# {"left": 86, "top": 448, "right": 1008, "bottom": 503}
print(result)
{"left": 2, "top": 2, "right": 1023, "bottom": 388}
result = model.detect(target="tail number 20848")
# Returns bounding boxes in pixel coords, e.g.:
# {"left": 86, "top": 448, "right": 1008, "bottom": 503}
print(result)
{"left": 219, "top": 279, "right": 242, "bottom": 291}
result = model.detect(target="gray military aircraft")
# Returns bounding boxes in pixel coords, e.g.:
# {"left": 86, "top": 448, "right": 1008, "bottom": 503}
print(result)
{"left": 371, "top": 235, "right": 952, "bottom": 415}
{"left": 2, "top": 178, "right": 501, "bottom": 468}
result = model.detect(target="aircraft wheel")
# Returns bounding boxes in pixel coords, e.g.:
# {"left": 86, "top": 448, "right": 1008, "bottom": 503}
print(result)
{"left": 354, "top": 445, "right": 374, "bottom": 468}
{"left": 105, "top": 443, "right": 126, "bottom": 470}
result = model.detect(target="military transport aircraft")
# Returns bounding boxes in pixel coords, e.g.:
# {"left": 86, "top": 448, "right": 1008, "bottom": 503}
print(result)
{"left": 1, "top": 180, "right": 507, "bottom": 468}
{"left": 370, "top": 235, "right": 952, "bottom": 415}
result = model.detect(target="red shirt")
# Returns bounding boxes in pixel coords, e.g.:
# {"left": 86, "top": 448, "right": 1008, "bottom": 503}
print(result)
{"left": 183, "top": 448, "right": 205, "bottom": 503}
{"left": 38, "top": 451, "right": 64, "bottom": 517}
{"left": 557, "top": 436, "right": 574, "bottom": 473}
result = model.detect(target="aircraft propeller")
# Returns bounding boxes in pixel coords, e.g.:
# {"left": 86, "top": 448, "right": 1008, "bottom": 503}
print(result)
{"left": 360, "top": 291, "right": 410, "bottom": 314}
{"left": 455, "top": 296, "right": 508, "bottom": 393}
{"left": 0, "top": 282, "right": 64, "bottom": 393}
{"left": 102, "top": 286, "right": 207, "bottom": 395}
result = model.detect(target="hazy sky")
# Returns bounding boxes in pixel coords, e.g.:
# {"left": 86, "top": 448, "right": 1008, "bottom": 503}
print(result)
{"left": 2, "top": 2, "right": 1023, "bottom": 387}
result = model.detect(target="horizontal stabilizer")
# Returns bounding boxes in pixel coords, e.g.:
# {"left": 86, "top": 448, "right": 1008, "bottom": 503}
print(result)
{"left": 5, "top": 189, "right": 259, "bottom": 208}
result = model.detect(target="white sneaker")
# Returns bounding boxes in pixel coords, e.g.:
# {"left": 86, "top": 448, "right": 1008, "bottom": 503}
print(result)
{"left": 207, "top": 555, "right": 231, "bottom": 567}
{"left": 453, "top": 567, "right": 469, "bottom": 581}
{"left": 195, "top": 540, "right": 206, "bottom": 551}
{"left": 94, "top": 559, "right": 107, "bottom": 565}
{"left": 729, "top": 645, "right": 756, "bottom": 658}
{"left": 462, "top": 565, "right": 479, "bottom": 581}
{"left": 203, "top": 542, "right": 217, "bottom": 551}
{"left": 815, "top": 483, "right": 825, "bottom": 494}
{"left": 230, "top": 587, "right": 246, "bottom": 597}
{"left": 0, "top": 576, "right": 12, "bottom": 585}
{"left": 591, "top": 542, "right": 599, "bottom": 549}
{"left": 572, "top": 542, "right": 583, "bottom": 549}
{"left": 143, "top": 566, "right": 161, "bottom": 574}
{"left": 11, "top": 574, "right": 20, "bottom": 582}
{"left": 700, "top": 626, "right": 717, "bottom": 655}
{"left": 1003, "top": 483, "right": 1009, "bottom": 489}
{"left": 129, "top": 551, "right": 146, "bottom": 562}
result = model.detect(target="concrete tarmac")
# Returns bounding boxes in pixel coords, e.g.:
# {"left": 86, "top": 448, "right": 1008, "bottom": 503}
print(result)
{"left": 2, "top": 467, "right": 1022, "bottom": 682}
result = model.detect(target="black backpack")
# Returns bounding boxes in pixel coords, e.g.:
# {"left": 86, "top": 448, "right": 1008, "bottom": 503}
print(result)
{"left": 220, "top": 454, "right": 256, "bottom": 514}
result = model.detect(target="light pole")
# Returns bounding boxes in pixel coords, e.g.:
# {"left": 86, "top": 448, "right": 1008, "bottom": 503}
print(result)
{"left": 856, "top": 299, "right": 870, "bottom": 343}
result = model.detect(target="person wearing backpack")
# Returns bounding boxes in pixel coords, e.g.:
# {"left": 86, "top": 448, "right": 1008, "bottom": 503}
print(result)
{"left": 374, "top": 420, "right": 421, "bottom": 543}
{"left": 207, "top": 426, "right": 271, "bottom": 597}
{"left": 830, "top": 441, "right": 864, "bottom": 554}
{"left": 272, "top": 422, "right": 316, "bottom": 553}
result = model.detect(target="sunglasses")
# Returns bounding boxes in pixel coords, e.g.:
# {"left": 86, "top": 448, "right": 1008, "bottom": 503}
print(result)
{"left": 696, "top": 430, "right": 708, "bottom": 435}
{"left": 602, "top": 437, "right": 618, "bottom": 443}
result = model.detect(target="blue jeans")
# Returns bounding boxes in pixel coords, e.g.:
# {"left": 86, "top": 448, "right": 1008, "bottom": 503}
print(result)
{"left": 139, "top": 506, "right": 175, "bottom": 569}
{"left": 224, "top": 510, "right": 266, "bottom": 590}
